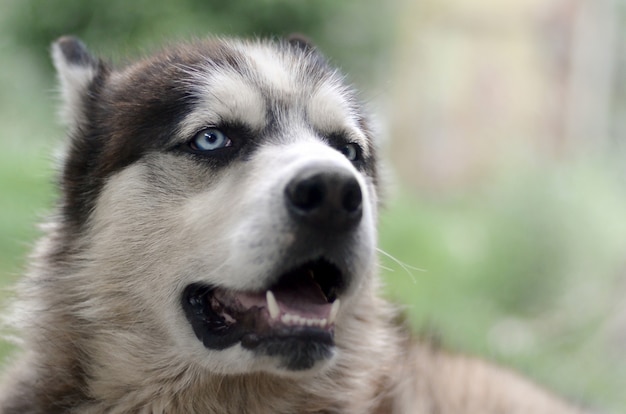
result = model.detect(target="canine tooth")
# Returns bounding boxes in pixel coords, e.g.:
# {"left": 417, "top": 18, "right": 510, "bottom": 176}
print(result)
{"left": 329, "top": 299, "right": 340, "bottom": 324}
{"left": 320, "top": 318, "right": 327, "bottom": 327}
{"left": 266, "top": 290, "right": 280, "bottom": 320}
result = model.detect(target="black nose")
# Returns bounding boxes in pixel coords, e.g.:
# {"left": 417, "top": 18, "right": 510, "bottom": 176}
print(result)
{"left": 285, "top": 166, "right": 363, "bottom": 231}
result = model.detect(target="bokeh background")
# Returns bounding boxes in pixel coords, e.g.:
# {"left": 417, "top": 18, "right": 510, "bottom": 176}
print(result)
{"left": 1, "top": 0, "right": 625, "bottom": 412}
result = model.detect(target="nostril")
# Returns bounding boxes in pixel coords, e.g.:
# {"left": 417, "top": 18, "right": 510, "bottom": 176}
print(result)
{"left": 286, "top": 175, "right": 327, "bottom": 212}
{"left": 341, "top": 178, "right": 362, "bottom": 214}
{"left": 285, "top": 166, "right": 363, "bottom": 231}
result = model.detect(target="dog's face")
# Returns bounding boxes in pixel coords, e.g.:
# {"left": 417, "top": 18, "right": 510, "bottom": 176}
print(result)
{"left": 52, "top": 37, "right": 379, "bottom": 376}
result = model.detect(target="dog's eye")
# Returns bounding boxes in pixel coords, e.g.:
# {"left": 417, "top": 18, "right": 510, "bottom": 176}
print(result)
{"left": 340, "top": 143, "right": 361, "bottom": 162}
{"left": 189, "top": 128, "right": 232, "bottom": 152}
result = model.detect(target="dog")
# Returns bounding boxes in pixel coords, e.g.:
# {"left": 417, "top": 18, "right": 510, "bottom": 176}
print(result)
{"left": 0, "top": 35, "right": 588, "bottom": 413}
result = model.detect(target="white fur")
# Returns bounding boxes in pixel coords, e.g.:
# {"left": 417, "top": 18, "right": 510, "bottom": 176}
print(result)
{"left": 307, "top": 82, "right": 371, "bottom": 157}
{"left": 241, "top": 44, "right": 296, "bottom": 93}
{"left": 179, "top": 68, "right": 268, "bottom": 138}
{"left": 51, "top": 43, "right": 97, "bottom": 130}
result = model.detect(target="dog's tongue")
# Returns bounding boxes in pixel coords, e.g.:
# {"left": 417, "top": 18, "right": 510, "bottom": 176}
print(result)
{"left": 273, "top": 271, "right": 329, "bottom": 311}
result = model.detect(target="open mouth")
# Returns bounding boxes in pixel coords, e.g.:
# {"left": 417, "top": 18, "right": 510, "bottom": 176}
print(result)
{"left": 181, "top": 258, "right": 346, "bottom": 370}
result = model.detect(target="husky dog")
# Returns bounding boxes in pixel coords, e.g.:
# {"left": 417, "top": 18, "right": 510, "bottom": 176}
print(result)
{"left": 0, "top": 36, "right": 587, "bottom": 413}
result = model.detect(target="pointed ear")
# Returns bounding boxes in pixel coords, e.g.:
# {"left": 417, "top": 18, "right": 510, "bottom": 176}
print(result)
{"left": 286, "top": 33, "right": 330, "bottom": 69}
{"left": 51, "top": 36, "right": 105, "bottom": 130}
{"left": 286, "top": 33, "right": 317, "bottom": 53}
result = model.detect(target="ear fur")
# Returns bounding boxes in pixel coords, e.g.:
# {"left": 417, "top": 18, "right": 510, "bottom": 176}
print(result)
{"left": 286, "top": 33, "right": 330, "bottom": 70}
{"left": 51, "top": 36, "right": 103, "bottom": 130}
{"left": 286, "top": 33, "right": 317, "bottom": 53}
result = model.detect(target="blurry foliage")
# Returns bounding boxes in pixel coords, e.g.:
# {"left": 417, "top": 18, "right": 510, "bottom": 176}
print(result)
{"left": 379, "top": 160, "right": 626, "bottom": 409}
{"left": 9, "top": 0, "right": 332, "bottom": 47}
{"left": 3, "top": 0, "right": 391, "bottom": 86}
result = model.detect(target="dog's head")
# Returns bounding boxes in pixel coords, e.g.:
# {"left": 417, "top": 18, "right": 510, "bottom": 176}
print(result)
{"left": 51, "top": 36, "right": 380, "bottom": 377}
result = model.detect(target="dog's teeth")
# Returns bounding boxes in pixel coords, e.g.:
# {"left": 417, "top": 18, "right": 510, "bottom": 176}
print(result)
{"left": 266, "top": 290, "right": 280, "bottom": 320}
{"left": 279, "top": 312, "right": 331, "bottom": 328}
{"left": 329, "top": 299, "right": 340, "bottom": 324}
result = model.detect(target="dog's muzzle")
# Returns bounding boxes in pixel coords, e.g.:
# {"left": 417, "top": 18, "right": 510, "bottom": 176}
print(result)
{"left": 182, "top": 163, "right": 365, "bottom": 371}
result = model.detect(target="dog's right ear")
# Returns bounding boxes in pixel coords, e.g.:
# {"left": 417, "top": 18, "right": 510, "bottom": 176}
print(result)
{"left": 51, "top": 36, "right": 107, "bottom": 130}
{"left": 286, "top": 33, "right": 330, "bottom": 69}
{"left": 286, "top": 33, "right": 317, "bottom": 53}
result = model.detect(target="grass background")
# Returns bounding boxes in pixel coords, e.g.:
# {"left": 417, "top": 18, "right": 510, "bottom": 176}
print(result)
{"left": 1, "top": 1, "right": 625, "bottom": 413}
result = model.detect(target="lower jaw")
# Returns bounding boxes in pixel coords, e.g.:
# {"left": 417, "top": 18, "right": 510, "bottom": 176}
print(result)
{"left": 189, "top": 327, "right": 337, "bottom": 372}
{"left": 245, "top": 334, "right": 336, "bottom": 371}
{"left": 240, "top": 325, "right": 335, "bottom": 371}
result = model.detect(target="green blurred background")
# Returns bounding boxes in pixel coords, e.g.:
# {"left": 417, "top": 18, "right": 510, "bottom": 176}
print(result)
{"left": 1, "top": 0, "right": 625, "bottom": 412}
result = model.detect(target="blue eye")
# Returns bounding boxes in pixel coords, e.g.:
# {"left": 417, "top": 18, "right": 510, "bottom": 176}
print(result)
{"left": 190, "top": 128, "right": 232, "bottom": 152}
{"left": 340, "top": 143, "right": 360, "bottom": 162}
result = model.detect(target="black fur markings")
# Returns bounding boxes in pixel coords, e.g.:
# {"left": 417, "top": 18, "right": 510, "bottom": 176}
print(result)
{"left": 172, "top": 121, "right": 259, "bottom": 167}
{"left": 59, "top": 54, "right": 200, "bottom": 229}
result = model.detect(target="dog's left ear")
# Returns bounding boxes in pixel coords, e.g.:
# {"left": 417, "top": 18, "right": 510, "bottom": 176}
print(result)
{"left": 51, "top": 36, "right": 108, "bottom": 131}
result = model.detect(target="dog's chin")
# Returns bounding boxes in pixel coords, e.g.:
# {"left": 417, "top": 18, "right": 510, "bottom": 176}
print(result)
{"left": 181, "top": 258, "right": 345, "bottom": 371}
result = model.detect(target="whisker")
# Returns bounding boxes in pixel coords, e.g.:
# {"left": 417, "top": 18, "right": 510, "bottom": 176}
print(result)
{"left": 377, "top": 264, "right": 395, "bottom": 272}
{"left": 376, "top": 248, "right": 425, "bottom": 285}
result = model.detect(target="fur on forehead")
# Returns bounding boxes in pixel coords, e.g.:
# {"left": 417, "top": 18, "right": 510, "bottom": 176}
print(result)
{"left": 175, "top": 42, "right": 370, "bottom": 153}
